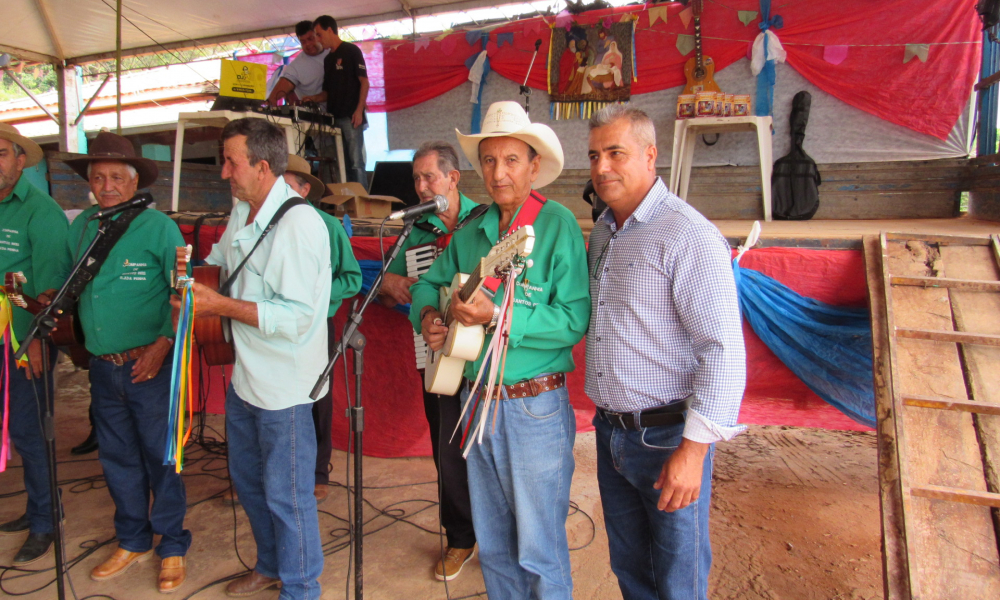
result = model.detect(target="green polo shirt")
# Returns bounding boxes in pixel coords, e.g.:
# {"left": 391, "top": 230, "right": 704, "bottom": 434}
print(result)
{"left": 67, "top": 206, "right": 184, "bottom": 355}
{"left": 0, "top": 176, "right": 71, "bottom": 341}
{"left": 385, "top": 193, "right": 481, "bottom": 277}
{"left": 409, "top": 197, "right": 590, "bottom": 383}
{"left": 313, "top": 205, "right": 362, "bottom": 317}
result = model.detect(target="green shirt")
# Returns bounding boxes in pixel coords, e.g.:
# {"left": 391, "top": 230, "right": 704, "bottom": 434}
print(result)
{"left": 385, "top": 193, "right": 481, "bottom": 277}
{"left": 313, "top": 206, "right": 362, "bottom": 317}
{"left": 409, "top": 198, "right": 591, "bottom": 383}
{"left": 67, "top": 206, "right": 185, "bottom": 355}
{"left": 0, "top": 176, "right": 71, "bottom": 341}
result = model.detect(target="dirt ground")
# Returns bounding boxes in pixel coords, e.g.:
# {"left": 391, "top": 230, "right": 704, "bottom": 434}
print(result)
{"left": 0, "top": 360, "right": 884, "bottom": 599}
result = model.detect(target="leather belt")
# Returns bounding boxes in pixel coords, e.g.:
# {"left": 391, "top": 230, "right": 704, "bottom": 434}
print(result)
{"left": 501, "top": 373, "right": 566, "bottom": 399}
{"left": 96, "top": 344, "right": 151, "bottom": 367}
{"left": 597, "top": 403, "right": 686, "bottom": 431}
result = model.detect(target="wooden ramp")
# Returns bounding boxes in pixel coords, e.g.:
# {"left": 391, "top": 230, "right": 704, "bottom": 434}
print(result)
{"left": 865, "top": 232, "right": 1000, "bottom": 599}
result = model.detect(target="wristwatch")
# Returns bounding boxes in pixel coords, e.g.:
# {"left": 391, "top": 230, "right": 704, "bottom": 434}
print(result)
{"left": 486, "top": 303, "right": 501, "bottom": 333}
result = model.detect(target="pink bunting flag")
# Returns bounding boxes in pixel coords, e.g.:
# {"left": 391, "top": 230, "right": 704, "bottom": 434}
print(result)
{"left": 555, "top": 10, "right": 573, "bottom": 30}
{"left": 414, "top": 37, "right": 430, "bottom": 52}
{"left": 441, "top": 35, "right": 458, "bottom": 56}
{"left": 603, "top": 17, "right": 612, "bottom": 29}
{"left": 526, "top": 19, "right": 541, "bottom": 36}
{"left": 679, "top": 6, "right": 693, "bottom": 29}
{"left": 823, "top": 45, "right": 849, "bottom": 66}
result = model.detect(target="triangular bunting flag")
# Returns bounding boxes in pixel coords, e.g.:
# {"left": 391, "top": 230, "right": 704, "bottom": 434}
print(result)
{"left": 620, "top": 13, "right": 634, "bottom": 23}
{"left": 903, "top": 43, "right": 929, "bottom": 64}
{"left": 435, "top": 29, "right": 453, "bottom": 42}
{"left": 441, "top": 35, "right": 459, "bottom": 56}
{"left": 414, "top": 37, "right": 430, "bottom": 52}
{"left": 679, "top": 6, "right": 694, "bottom": 29}
{"left": 496, "top": 32, "right": 514, "bottom": 48}
{"left": 555, "top": 10, "right": 573, "bottom": 30}
{"left": 466, "top": 30, "right": 482, "bottom": 45}
{"left": 738, "top": 11, "right": 758, "bottom": 26}
{"left": 823, "top": 45, "right": 848, "bottom": 65}
{"left": 676, "top": 34, "right": 696, "bottom": 57}
{"left": 527, "top": 19, "right": 541, "bottom": 35}
{"left": 649, "top": 5, "right": 668, "bottom": 27}
{"left": 603, "top": 16, "right": 612, "bottom": 29}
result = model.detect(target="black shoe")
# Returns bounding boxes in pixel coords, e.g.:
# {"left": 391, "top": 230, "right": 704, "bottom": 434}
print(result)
{"left": 13, "top": 533, "right": 54, "bottom": 566}
{"left": 71, "top": 429, "right": 99, "bottom": 455}
{"left": 0, "top": 514, "right": 30, "bottom": 535}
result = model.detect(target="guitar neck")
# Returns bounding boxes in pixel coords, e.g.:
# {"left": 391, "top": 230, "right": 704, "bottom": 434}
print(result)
{"left": 694, "top": 17, "right": 703, "bottom": 70}
{"left": 458, "top": 263, "right": 485, "bottom": 302}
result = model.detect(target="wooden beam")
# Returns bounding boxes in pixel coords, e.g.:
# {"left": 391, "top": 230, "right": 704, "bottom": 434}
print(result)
{"left": 911, "top": 485, "right": 1000, "bottom": 508}
{"left": 885, "top": 232, "right": 991, "bottom": 246}
{"left": 977, "top": 69, "right": 1000, "bottom": 92}
{"left": 890, "top": 276, "right": 1000, "bottom": 292}
{"left": 896, "top": 328, "right": 1000, "bottom": 347}
{"left": 903, "top": 394, "right": 1000, "bottom": 416}
{"left": 32, "top": 0, "right": 65, "bottom": 60}
{"left": 0, "top": 43, "right": 59, "bottom": 65}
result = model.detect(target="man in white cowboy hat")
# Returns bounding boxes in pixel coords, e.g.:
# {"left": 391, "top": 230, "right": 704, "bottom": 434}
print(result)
{"left": 62, "top": 131, "right": 192, "bottom": 593}
{"left": 283, "top": 153, "right": 361, "bottom": 504}
{"left": 0, "top": 124, "right": 71, "bottom": 566}
{"left": 409, "top": 101, "right": 590, "bottom": 599}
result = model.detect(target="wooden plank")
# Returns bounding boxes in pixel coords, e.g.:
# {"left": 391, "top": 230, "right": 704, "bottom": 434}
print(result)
{"left": 903, "top": 394, "right": 1000, "bottom": 416}
{"left": 881, "top": 234, "right": 1000, "bottom": 598}
{"left": 891, "top": 276, "right": 1000, "bottom": 292}
{"left": 865, "top": 234, "right": 912, "bottom": 600}
{"left": 885, "top": 232, "right": 992, "bottom": 246}
{"left": 911, "top": 485, "right": 1000, "bottom": 508}
{"left": 896, "top": 328, "right": 1000, "bottom": 347}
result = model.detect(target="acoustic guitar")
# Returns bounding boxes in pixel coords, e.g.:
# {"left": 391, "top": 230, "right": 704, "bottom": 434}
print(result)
{"left": 172, "top": 246, "right": 236, "bottom": 367}
{"left": 682, "top": 0, "right": 721, "bottom": 95}
{"left": 424, "top": 226, "right": 535, "bottom": 396}
{"left": 2, "top": 272, "right": 92, "bottom": 368}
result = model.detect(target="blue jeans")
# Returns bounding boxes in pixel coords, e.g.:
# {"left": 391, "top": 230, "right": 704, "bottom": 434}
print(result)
{"left": 334, "top": 116, "right": 367, "bottom": 187}
{"left": 225, "top": 386, "right": 322, "bottom": 600}
{"left": 462, "top": 383, "right": 576, "bottom": 600}
{"left": 89, "top": 356, "right": 191, "bottom": 557}
{"left": 594, "top": 413, "right": 714, "bottom": 600}
{"left": 4, "top": 346, "right": 56, "bottom": 534}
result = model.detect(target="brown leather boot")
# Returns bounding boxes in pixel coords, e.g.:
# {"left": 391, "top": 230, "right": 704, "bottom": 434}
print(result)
{"left": 91, "top": 547, "right": 153, "bottom": 581}
{"left": 158, "top": 556, "right": 186, "bottom": 593}
{"left": 225, "top": 570, "right": 281, "bottom": 597}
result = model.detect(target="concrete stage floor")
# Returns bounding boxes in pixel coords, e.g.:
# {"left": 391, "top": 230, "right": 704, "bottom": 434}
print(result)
{"left": 0, "top": 360, "right": 885, "bottom": 600}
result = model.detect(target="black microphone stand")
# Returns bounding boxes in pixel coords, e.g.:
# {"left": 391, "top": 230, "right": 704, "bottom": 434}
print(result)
{"left": 309, "top": 216, "right": 417, "bottom": 600}
{"left": 15, "top": 218, "right": 119, "bottom": 600}
{"left": 520, "top": 39, "right": 543, "bottom": 116}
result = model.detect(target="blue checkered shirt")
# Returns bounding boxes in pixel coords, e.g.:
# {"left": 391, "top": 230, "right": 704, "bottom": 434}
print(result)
{"left": 585, "top": 178, "right": 746, "bottom": 443}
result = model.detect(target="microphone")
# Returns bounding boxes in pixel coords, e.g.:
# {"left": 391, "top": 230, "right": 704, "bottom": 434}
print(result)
{"left": 88, "top": 193, "right": 156, "bottom": 220}
{"left": 388, "top": 194, "right": 449, "bottom": 221}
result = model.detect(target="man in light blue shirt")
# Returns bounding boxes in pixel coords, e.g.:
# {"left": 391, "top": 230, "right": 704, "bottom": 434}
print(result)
{"left": 184, "top": 118, "right": 330, "bottom": 600}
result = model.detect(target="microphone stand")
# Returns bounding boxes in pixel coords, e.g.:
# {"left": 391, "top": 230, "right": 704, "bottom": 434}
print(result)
{"left": 15, "top": 218, "right": 118, "bottom": 600}
{"left": 520, "top": 39, "right": 543, "bottom": 116}
{"left": 309, "top": 216, "right": 417, "bottom": 600}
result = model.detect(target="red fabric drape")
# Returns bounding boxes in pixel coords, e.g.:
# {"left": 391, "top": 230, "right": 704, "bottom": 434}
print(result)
{"left": 372, "top": 0, "right": 981, "bottom": 140}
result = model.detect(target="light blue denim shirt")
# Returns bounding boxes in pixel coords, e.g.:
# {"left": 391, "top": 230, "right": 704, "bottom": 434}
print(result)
{"left": 207, "top": 178, "right": 332, "bottom": 409}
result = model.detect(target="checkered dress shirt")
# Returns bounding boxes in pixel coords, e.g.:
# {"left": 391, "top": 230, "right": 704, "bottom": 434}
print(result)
{"left": 585, "top": 178, "right": 746, "bottom": 443}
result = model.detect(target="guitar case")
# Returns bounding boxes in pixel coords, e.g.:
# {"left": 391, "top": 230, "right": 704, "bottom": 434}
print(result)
{"left": 771, "top": 91, "right": 821, "bottom": 221}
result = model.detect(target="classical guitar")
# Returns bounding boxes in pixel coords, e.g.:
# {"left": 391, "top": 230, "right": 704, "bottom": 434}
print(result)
{"left": 2, "top": 272, "right": 92, "bottom": 368}
{"left": 682, "top": 0, "right": 721, "bottom": 95}
{"left": 424, "top": 226, "right": 535, "bottom": 396}
{"left": 172, "top": 246, "right": 236, "bottom": 367}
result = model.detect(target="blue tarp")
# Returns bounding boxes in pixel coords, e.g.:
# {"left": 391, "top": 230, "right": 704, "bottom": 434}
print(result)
{"left": 733, "top": 259, "right": 876, "bottom": 428}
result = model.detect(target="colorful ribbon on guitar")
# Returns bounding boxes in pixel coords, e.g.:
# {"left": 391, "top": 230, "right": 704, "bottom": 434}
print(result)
{"left": 164, "top": 282, "right": 196, "bottom": 473}
{"left": 0, "top": 291, "right": 22, "bottom": 473}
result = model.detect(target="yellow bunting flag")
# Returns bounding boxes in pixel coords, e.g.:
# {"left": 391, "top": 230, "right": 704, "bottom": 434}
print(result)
{"left": 648, "top": 6, "right": 668, "bottom": 27}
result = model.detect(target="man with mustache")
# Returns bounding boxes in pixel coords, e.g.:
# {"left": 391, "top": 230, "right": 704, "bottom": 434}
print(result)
{"left": 63, "top": 131, "right": 191, "bottom": 593}
{"left": 380, "top": 141, "right": 483, "bottom": 581}
{"left": 0, "top": 124, "right": 70, "bottom": 566}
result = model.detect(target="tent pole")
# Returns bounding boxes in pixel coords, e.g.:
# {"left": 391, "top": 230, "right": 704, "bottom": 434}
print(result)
{"left": 116, "top": 0, "right": 122, "bottom": 135}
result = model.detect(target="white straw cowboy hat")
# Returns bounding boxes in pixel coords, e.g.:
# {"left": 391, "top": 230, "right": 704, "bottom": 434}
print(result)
{"left": 456, "top": 101, "right": 564, "bottom": 190}
{"left": 0, "top": 123, "right": 43, "bottom": 168}
{"left": 285, "top": 154, "right": 325, "bottom": 203}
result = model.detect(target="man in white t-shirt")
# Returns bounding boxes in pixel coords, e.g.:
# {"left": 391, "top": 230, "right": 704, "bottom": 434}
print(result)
{"left": 267, "top": 21, "right": 329, "bottom": 104}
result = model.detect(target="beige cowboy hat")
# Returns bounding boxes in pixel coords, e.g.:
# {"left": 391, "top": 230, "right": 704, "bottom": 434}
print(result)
{"left": 0, "top": 123, "right": 43, "bottom": 167}
{"left": 455, "top": 101, "right": 564, "bottom": 189}
{"left": 285, "top": 154, "right": 325, "bottom": 203}
{"left": 64, "top": 131, "right": 159, "bottom": 189}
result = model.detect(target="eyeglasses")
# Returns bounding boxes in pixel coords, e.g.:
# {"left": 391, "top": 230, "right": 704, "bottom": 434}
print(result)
{"left": 591, "top": 233, "right": 617, "bottom": 280}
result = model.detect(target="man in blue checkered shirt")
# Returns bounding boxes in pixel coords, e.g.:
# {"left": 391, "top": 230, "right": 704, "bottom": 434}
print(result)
{"left": 585, "top": 104, "right": 746, "bottom": 600}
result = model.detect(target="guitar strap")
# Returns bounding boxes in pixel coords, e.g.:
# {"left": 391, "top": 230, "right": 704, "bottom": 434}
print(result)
{"left": 482, "top": 191, "right": 546, "bottom": 293}
{"left": 219, "top": 197, "right": 308, "bottom": 296}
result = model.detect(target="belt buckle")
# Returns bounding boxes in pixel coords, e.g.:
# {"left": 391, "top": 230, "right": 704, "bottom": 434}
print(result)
{"left": 111, "top": 353, "right": 125, "bottom": 367}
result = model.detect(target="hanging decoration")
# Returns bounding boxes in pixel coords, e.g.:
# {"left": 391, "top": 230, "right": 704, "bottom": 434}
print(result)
{"left": 823, "top": 45, "right": 849, "bottom": 65}
{"left": 679, "top": 6, "right": 694, "bottom": 29}
{"left": 0, "top": 290, "right": 21, "bottom": 473}
{"left": 468, "top": 48, "right": 491, "bottom": 134}
{"left": 165, "top": 265, "right": 196, "bottom": 473}
{"left": 676, "top": 34, "right": 696, "bottom": 56}
{"left": 738, "top": 11, "right": 758, "bottom": 26}
{"left": 548, "top": 19, "right": 635, "bottom": 119}
{"left": 414, "top": 37, "right": 430, "bottom": 52}
{"left": 752, "top": 0, "right": 785, "bottom": 117}
{"left": 903, "top": 43, "right": 930, "bottom": 63}
{"left": 649, "top": 5, "right": 669, "bottom": 27}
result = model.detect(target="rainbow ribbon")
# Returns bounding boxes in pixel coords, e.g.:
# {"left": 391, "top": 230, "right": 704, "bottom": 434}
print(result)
{"left": 164, "top": 282, "right": 196, "bottom": 473}
{"left": 0, "top": 292, "right": 21, "bottom": 473}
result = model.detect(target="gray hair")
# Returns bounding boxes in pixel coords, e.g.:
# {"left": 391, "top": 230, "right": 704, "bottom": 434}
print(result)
{"left": 589, "top": 104, "right": 656, "bottom": 148}
{"left": 10, "top": 142, "right": 24, "bottom": 158}
{"left": 413, "top": 141, "right": 460, "bottom": 174}
{"left": 221, "top": 118, "right": 288, "bottom": 176}
{"left": 86, "top": 162, "right": 138, "bottom": 180}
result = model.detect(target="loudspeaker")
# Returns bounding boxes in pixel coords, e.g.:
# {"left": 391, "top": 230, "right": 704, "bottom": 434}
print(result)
{"left": 369, "top": 161, "right": 421, "bottom": 207}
